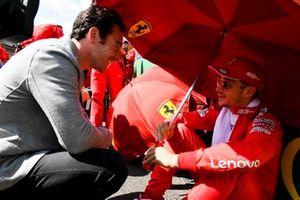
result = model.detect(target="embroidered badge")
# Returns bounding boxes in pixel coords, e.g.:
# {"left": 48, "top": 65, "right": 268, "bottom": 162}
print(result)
{"left": 251, "top": 127, "right": 272, "bottom": 135}
{"left": 197, "top": 108, "right": 208, "bottom": 117}
{"left": 251, "top": 116, "right": 276, "bottom": 135}
{"left": 246, "top": 72, "right": 260, "bottom": 80}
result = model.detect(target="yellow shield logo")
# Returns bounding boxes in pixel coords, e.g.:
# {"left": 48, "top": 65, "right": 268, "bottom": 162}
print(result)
{"left": 158, "top": 100, "right": 177, "bottom": 119}
{"left": 128, "top": 19, "right": 151, "bottom": 38}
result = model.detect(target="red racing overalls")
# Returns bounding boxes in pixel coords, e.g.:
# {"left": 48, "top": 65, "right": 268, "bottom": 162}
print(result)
{"left": 143, "top": 103, "right": 283, "bottom": 200}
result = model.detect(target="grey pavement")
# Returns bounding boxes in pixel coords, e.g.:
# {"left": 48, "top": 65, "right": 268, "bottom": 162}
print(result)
{"left": 107, "top": 160, "right": 194, "bottom": 200}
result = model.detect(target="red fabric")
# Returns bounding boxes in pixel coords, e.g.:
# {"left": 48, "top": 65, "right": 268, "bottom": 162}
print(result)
{"left": 90, "top": 61, "right": 125, "bottom": 127}
{"left": 144, "top": 105, "right": 283, "bottom": 199}
{"left": 90, "top": 69, "right": 107, "bottom": 127}
{"left": 142, "top": 124, "right": 206, "bottom": 200}
{"left": 0, "top": 45, "right": 9, "bottom": 63}
{"left": 83, "top": 69, "right": 91, "bottom": 88}
{"left": 110, "top": 66, "right": 207, "bottom": 160}
{"left": 183, "top": 171, "right": 265, "bottom": 200}
{"left": 20, "top": 24, "right": 64, "bottom": 49}
{"left": 96, "top": 0, "right": 300, "bottom": 129}
{"left": 105, "top": 61, "right": 125, "bottom": 101}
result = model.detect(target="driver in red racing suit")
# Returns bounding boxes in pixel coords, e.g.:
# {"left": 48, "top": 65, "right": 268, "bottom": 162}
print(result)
{"left": 141, "top": 56, "right": 283, "bottom": 200}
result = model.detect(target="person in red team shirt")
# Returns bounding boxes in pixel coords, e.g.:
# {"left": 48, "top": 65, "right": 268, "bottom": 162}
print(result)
{"left": 90, "top": 60, "right": 125, "bottom": 127}
{"left": 141, "top": 56, "right": 283, "bottom": 200}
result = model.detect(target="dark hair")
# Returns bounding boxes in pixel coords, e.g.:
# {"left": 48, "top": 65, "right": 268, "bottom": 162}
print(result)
{"left": 70, "top": 5, "right": 126, "bottom": 41}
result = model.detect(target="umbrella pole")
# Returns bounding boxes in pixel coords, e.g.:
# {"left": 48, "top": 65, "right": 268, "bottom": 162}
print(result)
{"left": 169, "top": 74, "right": 199, "bottom": 127}
{"left": 169, "top": 29, "right": 228, "bottom": 127}
{"left": 144, "top": 30, "right": 225, "bottom": 159}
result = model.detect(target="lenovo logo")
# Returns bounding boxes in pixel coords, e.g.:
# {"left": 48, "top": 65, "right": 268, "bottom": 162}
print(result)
{"left": 210, "top": 158, "right": 260, "bottom": 169}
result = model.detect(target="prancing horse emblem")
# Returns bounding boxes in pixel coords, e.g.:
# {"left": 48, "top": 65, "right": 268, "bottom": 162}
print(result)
{"left": 163, "top": 105, "right": 175, "bottom": 115}
{"left": 128, "top": 19, "right": 151, "bottom": 38}
{"left": 158, "top": 100, "right": 177, "bottom": 119}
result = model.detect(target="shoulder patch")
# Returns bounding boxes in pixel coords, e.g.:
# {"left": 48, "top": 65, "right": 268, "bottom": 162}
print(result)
{"left": 251, "top": 115, "right": 276, "bottom": 135}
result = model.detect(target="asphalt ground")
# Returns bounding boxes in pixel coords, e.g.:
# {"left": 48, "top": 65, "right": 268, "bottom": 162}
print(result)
{"left": 107, "top": 158, "right": 194, "bottom": 200}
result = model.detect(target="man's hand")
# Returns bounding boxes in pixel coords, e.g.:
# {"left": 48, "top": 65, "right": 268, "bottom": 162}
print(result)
{"left": 97, "top": 127, "right": 113, "bottom": 148}
{"left": 143, "top": 146, "right": 179, "bottom": 168}
{"left": 154, "top": 121, "right": 175, "bottom": 141}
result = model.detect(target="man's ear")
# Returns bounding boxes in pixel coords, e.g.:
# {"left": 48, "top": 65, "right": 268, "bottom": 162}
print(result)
{"left": 244, "top": 86, "right": 257, "bottom": 99}
{"left": 88, "top": 27, "right": 100, "bottom": 44}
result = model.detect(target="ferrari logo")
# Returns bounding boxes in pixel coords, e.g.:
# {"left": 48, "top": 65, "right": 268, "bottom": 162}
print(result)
{"left": 158, "top": 100, "right": 177, "bottom": 119}
{"left": 128, "top": 19, "right": 151, "bottom": 38}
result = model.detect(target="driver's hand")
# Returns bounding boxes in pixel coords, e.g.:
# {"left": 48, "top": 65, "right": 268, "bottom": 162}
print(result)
{"left": 154, "top": 121, "right": 175, "bottom": 141}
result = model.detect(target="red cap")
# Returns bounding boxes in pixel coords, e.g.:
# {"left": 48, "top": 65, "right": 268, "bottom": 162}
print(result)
{"left": 209, "top": 56, "right": 264, "bottom": 89}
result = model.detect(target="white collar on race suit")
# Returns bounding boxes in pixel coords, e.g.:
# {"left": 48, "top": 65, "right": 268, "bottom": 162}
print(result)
{"left": 211, "top": 99, "right": 260, "bottom": 146}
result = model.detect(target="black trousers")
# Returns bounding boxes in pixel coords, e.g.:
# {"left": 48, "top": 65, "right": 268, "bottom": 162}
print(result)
{"left": 0, "top": 149, "right": 128, "bottom": 200}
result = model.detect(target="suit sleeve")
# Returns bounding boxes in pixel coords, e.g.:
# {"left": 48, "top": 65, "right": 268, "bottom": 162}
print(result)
{"left": 28, "top": 45, "right": 109, "bottom": 153}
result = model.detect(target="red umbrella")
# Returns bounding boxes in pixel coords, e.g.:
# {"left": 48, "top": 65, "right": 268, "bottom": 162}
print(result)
{"left": 110, "top": 66, "right": 206, "bottom": 160}
{"left": 96, "top": 0, "right": 300, "bottom": 129}
{"left": 95, "top": 2, "right": 300, "bottom": 197}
